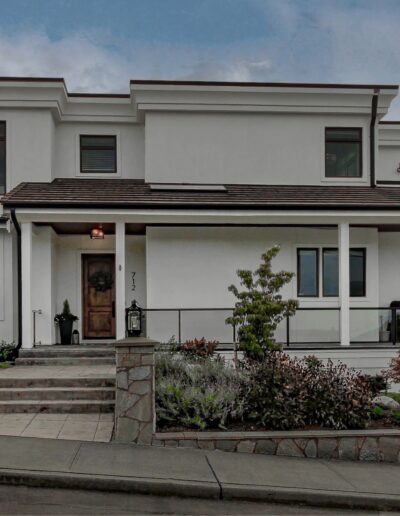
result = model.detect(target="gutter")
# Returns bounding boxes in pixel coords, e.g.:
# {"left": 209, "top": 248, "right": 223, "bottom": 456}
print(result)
{"left": 10, "top": 209, "right": 22, "bottom": 350}
{"left": 370, "top": 89, "right": 379, "bottom": 187}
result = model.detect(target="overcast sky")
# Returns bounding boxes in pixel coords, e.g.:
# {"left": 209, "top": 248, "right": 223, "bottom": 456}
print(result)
{"left": 0, "top": 0, "right": 399, "bottom": 117}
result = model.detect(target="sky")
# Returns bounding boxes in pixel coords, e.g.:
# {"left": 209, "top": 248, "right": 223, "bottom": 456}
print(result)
{"left": 0, "top": 0, "right": 399, "bottom": 117}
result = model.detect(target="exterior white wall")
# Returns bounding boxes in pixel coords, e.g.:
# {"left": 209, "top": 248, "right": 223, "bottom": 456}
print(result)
{"left": 379, "top": 232, "right": 400, "bottom": 306}
{"left": 0, "top": 231, "right": 15, "bottom": 343}
{"left": 378, "top": 125, "right": 400, "bottom": 182}
{"left": 0, "top": 109, "right": 54, "bottom": 191}
{"left": 54, "top": 234, "right": 146, "bottom": 342}
{"left": 53, "top": 123, "right": 144, "bottom": 180}
{"left": 146, "top": 226, "right": 379, "bottom": 343}
{"left": 145, "top": 112, "right": 370, "bottom": 185}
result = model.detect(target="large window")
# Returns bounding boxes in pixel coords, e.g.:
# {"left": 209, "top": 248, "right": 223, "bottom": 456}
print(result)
{"left": 297, "top": 248, "right": 319, "bottom": 297}
{"left": 325, "top": 128, "right": 362, "bottom": 178}
{"left": 80, "top": 135, "right": 117, "bottom": 174}
{"left": 322, "top": 248, "right": 366, "bottom": 297}
{"left": 0, "top": 122, "right": 5, "bottom": 194}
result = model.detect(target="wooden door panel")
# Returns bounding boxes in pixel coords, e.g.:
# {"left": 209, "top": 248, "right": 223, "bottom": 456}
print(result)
{"left": 82, "top": 254, "right": 115, "bottom": 339}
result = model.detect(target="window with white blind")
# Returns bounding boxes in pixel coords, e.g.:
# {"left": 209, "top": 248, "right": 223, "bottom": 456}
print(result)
{"left": 80, "top": 135, "right": 117, "bottom": 174}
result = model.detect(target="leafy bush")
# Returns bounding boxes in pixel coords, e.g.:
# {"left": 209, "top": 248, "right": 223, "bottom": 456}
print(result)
{"left": 156, "top": 351, "right": 245, "bottom": 430}
{"left": 387, "top": 352, "right": 400, "bottom": 384}
{"left": 242, "top": 352, "right": 373, "bottom": 430}
{"left": 360, "top": 374, "right": 388, "bottom": 396}
{"left": 372, "top": 405, "right": 385, "bottom": 419}
{"left": 0, "top": 341, "right": 17, "bottom": 362}
{"left": 179, "top": 338, "right": 218, "bottom": 358}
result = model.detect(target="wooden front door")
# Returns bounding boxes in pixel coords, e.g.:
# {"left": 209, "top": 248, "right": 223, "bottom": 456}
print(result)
{"left": 82, "top": 254, "right": 115, "bottom": 339}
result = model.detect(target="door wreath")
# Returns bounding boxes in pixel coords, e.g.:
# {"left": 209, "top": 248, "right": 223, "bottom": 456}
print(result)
{"left": 88, "top": 270, "right": 113, "bottom": 292}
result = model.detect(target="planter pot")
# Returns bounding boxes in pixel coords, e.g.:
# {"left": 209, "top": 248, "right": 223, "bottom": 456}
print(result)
{"left": 379, "top": 330, "right": 390, "bottom": 343}
{"left": 59, "top": 319, "right": 74, "bottom": 345}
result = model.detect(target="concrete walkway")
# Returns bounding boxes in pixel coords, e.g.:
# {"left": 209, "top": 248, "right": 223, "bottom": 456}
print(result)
{"left": 0, "top": 413, "right": 113, "bottom": 441}
{"left": 0, "top": 435, "right": 399, "bottom": 511}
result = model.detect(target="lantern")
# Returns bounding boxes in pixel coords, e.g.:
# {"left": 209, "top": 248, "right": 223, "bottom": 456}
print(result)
{"left": 90, "top": 225, "right": 104, "bottom": 240}
{"left": 126, "top": 300, "right": 142, "bottom": 337}
{"left": 71, "top": 329, "right": 80, "bottom": 345}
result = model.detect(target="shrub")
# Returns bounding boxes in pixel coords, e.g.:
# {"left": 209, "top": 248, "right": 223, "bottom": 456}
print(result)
{"left": 155, "top": 352, "right": 245, "bottom": 430}
{"left": 179, "top": 338, "right": 218, "bottom": 358}
{"left": 0, "top": 341, "right": 17, "bottom": 362}
{"left": 360, "top": 374, "right": 388, "bottom": 396}
{"left": 387, "top": 352, "right": 400, "bottom": 384}
{"left": 242, "top": 352, "right": 373, "bottom": 430}
{"left": 226, "top": 246, "right": 297, "bottom": 360}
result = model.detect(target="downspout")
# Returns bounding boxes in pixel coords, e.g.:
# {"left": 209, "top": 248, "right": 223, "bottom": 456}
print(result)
{"left": 10, "top": 208, "right": 22, "bottom": 350}
{"left": 370, "top": 88, "right": 380, "bottom": 187}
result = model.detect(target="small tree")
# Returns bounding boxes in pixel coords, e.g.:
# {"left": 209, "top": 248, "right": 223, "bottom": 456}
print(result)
{"left": 226, "top": 245, "right": 298, "bottom": 360}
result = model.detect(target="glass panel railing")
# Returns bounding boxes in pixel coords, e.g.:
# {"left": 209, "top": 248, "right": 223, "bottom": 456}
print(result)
{"left": 350, "top": 308, "right": 392, "bottom": 344}
{"left": 288, "top": 308, "right": 340, "bottom": 345}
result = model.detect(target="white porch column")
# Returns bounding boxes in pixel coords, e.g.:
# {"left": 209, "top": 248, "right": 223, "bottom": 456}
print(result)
{"left": 339, "top": 222, "right": 350, "bottom": 346}
{"left": 115, "top": 222, "right": 126, "bottom": 340}
{"left": 21, "top": 222, "right": 33, "bottom": 348}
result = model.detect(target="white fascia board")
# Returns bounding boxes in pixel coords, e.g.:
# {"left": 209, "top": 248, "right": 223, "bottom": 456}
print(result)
{"left": 10, "top": 207, "right": 400, "bottom": 226}
{"left": 132, "top": 86, "right": 398, "bottom": 116}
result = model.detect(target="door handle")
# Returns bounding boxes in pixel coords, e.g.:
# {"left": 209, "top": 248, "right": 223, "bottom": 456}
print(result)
{"left": 112, "top": 301, "right": 115, "bottom": 318}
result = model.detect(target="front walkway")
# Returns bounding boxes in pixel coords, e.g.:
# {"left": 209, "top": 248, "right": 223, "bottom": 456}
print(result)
{"left": 0, "top": 412, "right": 113, "bottom": 441}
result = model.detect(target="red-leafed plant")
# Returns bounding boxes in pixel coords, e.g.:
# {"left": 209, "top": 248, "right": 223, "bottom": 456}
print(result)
{"left": 387, "top": 351, "right": 400, "bottom": 384}
{"left": 179, "top": 337, "right": 218, "bottom": 358}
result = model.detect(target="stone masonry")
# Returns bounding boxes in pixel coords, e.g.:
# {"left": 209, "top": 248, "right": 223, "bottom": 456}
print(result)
{"left": 114, "top": 337, "right": 156, "bottom": 444}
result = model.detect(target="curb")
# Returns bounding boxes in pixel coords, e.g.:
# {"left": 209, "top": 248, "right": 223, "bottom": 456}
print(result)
{"left": 0, "top": 467, "right": 400, "bottom": 511}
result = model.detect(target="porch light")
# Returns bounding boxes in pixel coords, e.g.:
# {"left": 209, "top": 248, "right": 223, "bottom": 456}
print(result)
{"left": 126, "top": 300, "right": 142, "bottom": 337}
{"left": 90, "top": 225, "right": 104, "bottom": 240}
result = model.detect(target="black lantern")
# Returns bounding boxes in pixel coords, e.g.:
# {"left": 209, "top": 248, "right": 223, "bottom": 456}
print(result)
{"left": 126, "top": 300, "right": 142, "bottom": 337}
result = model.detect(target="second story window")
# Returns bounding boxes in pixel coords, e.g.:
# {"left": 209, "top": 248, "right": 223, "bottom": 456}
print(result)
{"left": 325, "top": 128, "right": 362, "bottom": 178}
{"left": 0, "top": 122, "right": 5, "bottom": 194}
{"left": 80, "top": 135, "right": 117, "bottom": 174}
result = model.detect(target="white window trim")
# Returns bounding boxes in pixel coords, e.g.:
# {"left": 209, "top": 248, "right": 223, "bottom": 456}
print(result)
{"left": 293, "top": 244, "right": 371, "bottom": 305}
{"left": 75, "top": 130, "right": 122, "bottom": 178}
{"left": 320, "top": 125, "right": 368, "bottom": 184}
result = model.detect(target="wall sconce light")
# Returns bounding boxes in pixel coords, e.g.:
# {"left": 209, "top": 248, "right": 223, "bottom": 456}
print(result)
{"left": 397, "top": 163, "right": 400, "bottom": 174}
{"left": 90, "top": 225, "right": 104, "bottom": 240}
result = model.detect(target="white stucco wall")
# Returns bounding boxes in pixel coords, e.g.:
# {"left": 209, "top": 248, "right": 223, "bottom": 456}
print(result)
{"left": 0, "top": 109, "right": 54, "bottom": 190}
{"left": 0, "top": 231, "right": 15, "bottom": 343}
{"left": 146, "top": 226, "right": 379, "bottom": 343}
{"left": 145, "top": 112, "right": 370, "bottom": 185}
{"left": 53, "top": 123, "right": 144, "bottom": 180}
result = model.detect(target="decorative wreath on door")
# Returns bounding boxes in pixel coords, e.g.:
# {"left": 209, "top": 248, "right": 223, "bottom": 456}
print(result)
{"left": 88, "top": 270, "right": 114, "bottom": 292}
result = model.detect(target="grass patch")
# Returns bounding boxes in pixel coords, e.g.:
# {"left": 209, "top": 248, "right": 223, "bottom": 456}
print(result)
{"left": 387, "top": 392, "right": 400, "bottom": 403}
{"left": 0, "top": 363, "right": 9, "bottom": 369}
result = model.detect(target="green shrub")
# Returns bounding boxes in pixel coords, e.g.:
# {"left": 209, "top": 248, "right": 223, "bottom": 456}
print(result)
{"left": 392, "top": 410, "right": 400, "bottom": 423}
{"left": 372, "top": 405, "right": 385, "bottom": 419}
{"left": 155, "top": 352, "right": 245, "bottom": 430}
{"left": 242, "top": 352, "right": 373, "bottom": 430}
{"left": 0, "top": 341, "right": 17, "bottom": 362}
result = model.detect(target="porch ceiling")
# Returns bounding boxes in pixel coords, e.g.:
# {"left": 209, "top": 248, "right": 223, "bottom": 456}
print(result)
{"left": 35, "top": 222, "right": 146, "bottom": 235}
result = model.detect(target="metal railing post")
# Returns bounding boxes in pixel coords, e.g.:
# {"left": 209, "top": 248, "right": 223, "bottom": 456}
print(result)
{"left": 392, "top": 308, "right": 397, "bottom": 346}
{"left": 286, "top": 314, "right": 290, "bottom": 347}
{"left": 178, "top": 309, "right": 182, "bottom": 344}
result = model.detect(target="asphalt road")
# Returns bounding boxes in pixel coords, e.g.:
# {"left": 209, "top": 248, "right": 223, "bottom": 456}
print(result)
{"left": 0, "top": 485, "right": 393, "bottom": 515}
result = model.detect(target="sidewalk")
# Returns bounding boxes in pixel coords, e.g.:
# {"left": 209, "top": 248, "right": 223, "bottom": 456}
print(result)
{"left": 0, "top": 435, "right": 399, "bottom": 511}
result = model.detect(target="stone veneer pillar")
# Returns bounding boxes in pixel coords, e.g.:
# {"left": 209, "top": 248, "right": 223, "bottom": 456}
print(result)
{"left": 114, "top": 337, "right": 156, "bottom": 444}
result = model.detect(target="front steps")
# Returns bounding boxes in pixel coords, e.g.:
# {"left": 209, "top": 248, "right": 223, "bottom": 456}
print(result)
{"left": 16, "top": 346, "right": 116, "bottom": 366}
{"left": 0, "top": 346, "right": 116, "bottom": 413}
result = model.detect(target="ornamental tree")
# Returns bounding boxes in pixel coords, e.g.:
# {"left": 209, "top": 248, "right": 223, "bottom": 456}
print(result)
{"left": 226, "top": 245, "right": 298, "bottom": 360}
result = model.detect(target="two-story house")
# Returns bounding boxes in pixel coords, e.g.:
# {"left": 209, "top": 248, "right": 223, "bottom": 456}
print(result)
{"left": 1, "top": 78, "right": 400, "bottom": 371}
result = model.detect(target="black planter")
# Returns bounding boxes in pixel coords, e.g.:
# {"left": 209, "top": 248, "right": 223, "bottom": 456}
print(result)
{"left": 59, "top": 319, "right": 74, "bottom": 345}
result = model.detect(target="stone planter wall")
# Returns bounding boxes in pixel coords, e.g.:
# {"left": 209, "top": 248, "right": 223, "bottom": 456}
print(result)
{"left": 153, "top": 429, "right": 400, "bottom": 463}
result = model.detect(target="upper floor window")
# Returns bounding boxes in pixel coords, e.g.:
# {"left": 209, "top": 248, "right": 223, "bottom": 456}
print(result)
{"left": 325, "top": 128, "right": 362, "bottom": 178}
{"left": 80, "top": 135, "right": 117, "bottom": 174}
{"left": 0, "top": 122, "right": 5, "bottom": 194}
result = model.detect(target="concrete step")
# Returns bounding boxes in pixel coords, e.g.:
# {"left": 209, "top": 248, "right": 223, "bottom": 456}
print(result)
{"left": 0, "top": 377, "right": 115, "bottom": 389}
{"left": 15, "top": 357, "right": 115, "bottom": 366}
{"left": 0, "top": 387, "right": 115, "bottom": 401}
{"left": 0, "top": 400, "right": 114, "bottom": 413}
{"left": 19, "top": 348, "right": 115, "bottom": 359}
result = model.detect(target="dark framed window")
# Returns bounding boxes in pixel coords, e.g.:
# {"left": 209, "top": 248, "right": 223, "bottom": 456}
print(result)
{"left": 322, "top": 248, "right": 339, "bottom": 297}
{"left": 350, "top": 248, "right": 366, "bottom": 297}
{"left": 297, "top": 248, "right": 319, "bottom": 297}
{"left": 325, "top": 128, "right": 362, "bottom": 178}
{"left": 0, "top": 122, "right": 5, "bottom": 194}
{"left": 321, "top": 247, "right": 366, "bottom": 297}
{"left": 80, "top": 135, "right": 117, "bottom": 174}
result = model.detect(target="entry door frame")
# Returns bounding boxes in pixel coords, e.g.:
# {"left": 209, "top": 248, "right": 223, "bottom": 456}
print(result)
{"left": 77, "top": 250, "right": 116, "bottom": 342}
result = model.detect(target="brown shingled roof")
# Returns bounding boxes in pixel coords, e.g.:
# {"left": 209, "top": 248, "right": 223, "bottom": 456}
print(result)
{"left": 2, "top": 178, "right": 400, "bottom": 210}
